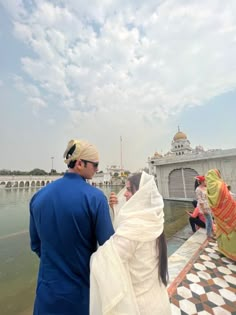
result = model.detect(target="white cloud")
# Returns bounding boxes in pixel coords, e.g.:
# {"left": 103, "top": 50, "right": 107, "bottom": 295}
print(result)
{"left": 14, "top": 75, "right": 40, "bottom": 97}
{"left": 9, "top": 0, "right": 236, "bottom": 118}
{"left": 1, "top": 0, "right": 236, "bottom": 171}
{"left": 14, "top": 75, "right": 47, "bottom": 113}
{"left": 0, "top": 0, "right": 27, "bottom": 20}
{"left": 28, "top": 97, "right": 47, "bottom": 115}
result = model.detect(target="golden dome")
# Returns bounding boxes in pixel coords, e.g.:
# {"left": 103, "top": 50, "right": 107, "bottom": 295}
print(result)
{"left": 153, "top": 152, "right": 162, "bottom": 158}
{"left": 173, "top": 131, "right": 187, "bottom": 141}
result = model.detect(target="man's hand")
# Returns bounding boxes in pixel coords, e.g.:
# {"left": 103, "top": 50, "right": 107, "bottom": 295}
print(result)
{"left": 109, "top": 192, "right": 118, "bottom": 210}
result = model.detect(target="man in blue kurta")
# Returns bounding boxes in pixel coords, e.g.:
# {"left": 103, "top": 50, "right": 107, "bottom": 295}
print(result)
{"left": 29, "top": 139, "right": 114, "bottom": 315}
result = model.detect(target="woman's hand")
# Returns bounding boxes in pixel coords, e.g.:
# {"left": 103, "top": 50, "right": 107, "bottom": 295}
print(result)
{"left": 109, "top": 192, "right": 118, "bottom": 209}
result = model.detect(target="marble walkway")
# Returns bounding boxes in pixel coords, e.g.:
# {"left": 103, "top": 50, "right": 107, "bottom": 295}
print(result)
{"left": 167, "top": 229, "right": 236, "bottom": 315}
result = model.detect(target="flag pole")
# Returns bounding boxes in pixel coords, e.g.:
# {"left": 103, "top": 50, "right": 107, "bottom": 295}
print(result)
{"left": 120, "top": 136, "right": 123, "bottom": 173}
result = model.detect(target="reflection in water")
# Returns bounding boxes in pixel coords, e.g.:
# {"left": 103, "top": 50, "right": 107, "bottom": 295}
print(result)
{"left": 0, "top": 188, "right": 39, "bottom": 315}
{"left": 0, "top": 186, "right": 191, "bottom": 315}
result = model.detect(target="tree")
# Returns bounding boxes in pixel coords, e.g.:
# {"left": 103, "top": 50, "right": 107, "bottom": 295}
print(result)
{"left": 50, "top": 169, "right": 57, "bottom": 175}
{"left": 0, "top": 169, "right": 11, "bottom": 175}
{"left": 29, "top": 168, "right": 48, "bottom": 176}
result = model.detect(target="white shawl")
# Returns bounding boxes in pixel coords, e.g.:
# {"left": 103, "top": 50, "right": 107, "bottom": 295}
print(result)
{"left": 90, "top": 238, "right": 140, "bottom": 315}
{"left": 90, "top": 172, "right": 165, "bottom": 315}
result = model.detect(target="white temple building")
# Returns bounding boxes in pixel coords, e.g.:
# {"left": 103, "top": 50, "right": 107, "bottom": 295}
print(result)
{"left": 171, "top": 127, "right": 192, "bottom": 156}
{"left": 148, "top": 129, "right": 236, "bottom": 200}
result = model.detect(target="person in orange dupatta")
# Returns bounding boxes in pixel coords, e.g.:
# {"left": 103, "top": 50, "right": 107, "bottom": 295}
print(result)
{"left": 206, "top": 169, "right": 236, "bottom": 261}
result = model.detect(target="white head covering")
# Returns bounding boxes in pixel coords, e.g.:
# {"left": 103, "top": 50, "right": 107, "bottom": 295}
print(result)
{"left": 63, "top": 139, "right": 99, "bottom": 165}
{"left": 90, "top": 172, "right": 166, "bottom": 315}
{"left": 113, "top": 171, "right": 165, "bottom": 241}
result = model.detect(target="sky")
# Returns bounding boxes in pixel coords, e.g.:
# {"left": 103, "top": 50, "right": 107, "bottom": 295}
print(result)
{"left": 0, "top": 0, "right": 236, "bottom": 173}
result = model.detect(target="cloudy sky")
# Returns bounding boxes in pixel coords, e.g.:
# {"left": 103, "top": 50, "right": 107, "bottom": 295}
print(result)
{"left": 0, "top": 0, "right": 236, "bottom": 173}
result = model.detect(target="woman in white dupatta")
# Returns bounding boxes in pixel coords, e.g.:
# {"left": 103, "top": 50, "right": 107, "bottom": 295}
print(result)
{"left": 90, "top": 172, "right": 171, "bottom": 315}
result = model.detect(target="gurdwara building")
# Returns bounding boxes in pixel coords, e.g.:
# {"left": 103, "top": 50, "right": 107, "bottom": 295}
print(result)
{"left": 148, "top": 128, "right": 236, "bottom": 200}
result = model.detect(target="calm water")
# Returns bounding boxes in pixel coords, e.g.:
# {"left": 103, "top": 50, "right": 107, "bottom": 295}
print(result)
{"left": 0, "top": 186, "right": 190, "bottom": 315}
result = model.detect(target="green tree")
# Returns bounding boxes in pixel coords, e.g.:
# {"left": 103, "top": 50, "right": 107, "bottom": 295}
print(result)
{"left": 0, "top": 169, "right": 11, "bottom": 175}
{"left": 29, "top": 168, "right": 48, "bottom": 176}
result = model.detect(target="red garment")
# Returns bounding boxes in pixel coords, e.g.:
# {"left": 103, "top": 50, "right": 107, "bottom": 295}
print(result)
{"left": 195, "top": 175, "right": 205, "bottom": 182}
{"left": 190, "top": 207, "right": 206, "bottom": 223}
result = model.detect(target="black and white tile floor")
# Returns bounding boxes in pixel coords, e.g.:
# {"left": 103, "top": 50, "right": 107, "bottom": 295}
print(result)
{"left": 170, "top": 240, "right": 236, "bottom": 315}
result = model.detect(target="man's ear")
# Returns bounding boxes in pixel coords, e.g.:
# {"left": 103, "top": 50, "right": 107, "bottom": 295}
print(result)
{"left": 76, "top": 159, "right": 83, "bottom": 170}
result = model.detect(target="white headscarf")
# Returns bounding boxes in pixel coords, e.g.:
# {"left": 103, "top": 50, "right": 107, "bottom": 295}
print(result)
{"left": 90, "top": 172, "right": 165, "bottom": 315}
{"left": 113, "top": 171, "right": 164, "bottom": 241}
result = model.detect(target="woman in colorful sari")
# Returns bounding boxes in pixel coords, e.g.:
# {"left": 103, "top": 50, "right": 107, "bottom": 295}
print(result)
{"left": 206, "top": 169, "right": 236, "bottom": 261}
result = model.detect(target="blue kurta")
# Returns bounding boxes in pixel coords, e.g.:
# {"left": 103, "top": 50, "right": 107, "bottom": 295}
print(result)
{"left": 29, "top": 172, "right": 114, "bottom": 315}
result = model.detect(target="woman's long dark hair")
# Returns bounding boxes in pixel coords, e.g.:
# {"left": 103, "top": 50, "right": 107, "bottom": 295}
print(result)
{"left": 194, "top": 178, "right": 200, "bottom": 190}
{"left": 158, "top": 232, "right": 168, "bottom": 286}
{"left": 128, "top": 173, "right": 142, "bottom": 194}
{"left": 128, "top": 173, "right": 169, "bottom": 286}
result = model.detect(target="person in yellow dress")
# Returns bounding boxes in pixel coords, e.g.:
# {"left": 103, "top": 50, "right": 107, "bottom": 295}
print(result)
{"left": 206, "top": 169, "right": 236, "bottom": 261}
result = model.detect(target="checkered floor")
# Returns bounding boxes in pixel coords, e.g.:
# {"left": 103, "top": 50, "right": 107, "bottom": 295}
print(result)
{"left": 170, "top": 241, "right": 236, "bottom": 315}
